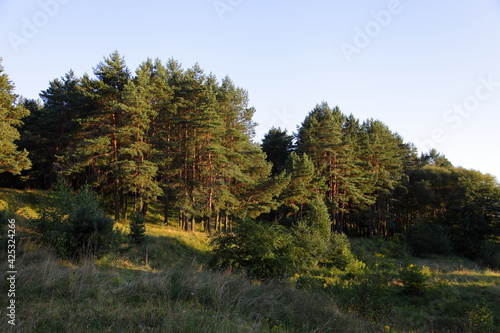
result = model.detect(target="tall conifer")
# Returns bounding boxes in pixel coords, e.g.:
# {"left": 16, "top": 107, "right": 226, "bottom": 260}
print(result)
{"left": 0, "top": 59, "right": 31, "bottom": 175}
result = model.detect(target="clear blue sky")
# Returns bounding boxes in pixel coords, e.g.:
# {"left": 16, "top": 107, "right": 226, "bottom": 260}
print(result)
{"left": 1, "top": 0, "right": 500, "bottom": 179}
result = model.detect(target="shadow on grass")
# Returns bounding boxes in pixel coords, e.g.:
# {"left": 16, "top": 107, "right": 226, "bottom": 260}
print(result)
{"left": 111, "top": 232, "right": 210, "bottom": 270}
{"left": 1, "top": 244, "right": 372, "bottom": 333}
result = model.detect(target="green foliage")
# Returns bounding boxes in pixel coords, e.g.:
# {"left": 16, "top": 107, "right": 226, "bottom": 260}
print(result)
{"left": 398, "top": 264, "right": 431, "bottom": 296}
{"left": 129, "top": 210, "right": 147, "bottom": 244}
{"left": 261, "top": 127, "right": 293, "bottom": 176}
{"left": 477, "top": 240, "right": 500, "bottom": 269}
{"left": 404, "top": 222, "right": 453, "bottom": 257}
{"left": 281, "top": 152, "right": 323, "bottom": 218}
{"left": 291, "top": 197, "right": 331, "bottom": 267}
{"left": 0, "top": 59, "right": 31, "bottom": 175}
{"left": 66, "top": 202, "right": 115, "bottom": 257}
{"left": 5, "top": 52, "right": 498, "bottom": 264}
{"left": 348, "top": 267, "right": 395, "bottom": 324}
{"left": 466, "top": 302, "right": 496, "bottom": 333}
{"left": 209, "top": 219, "right": 293, "bottom": 280}
{"left": 292, "top": 219, "right": 329, "bottom": 268}
{"left": 323, "top": 232, "right": 357, "bottom": 270}
{"left": 33, "top": 180, "right": 116, "bottom": 259}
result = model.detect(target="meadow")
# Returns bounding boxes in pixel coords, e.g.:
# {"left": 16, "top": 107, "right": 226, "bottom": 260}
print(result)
{"left": 1, "top": 188, "right": 498, "bottom": 332}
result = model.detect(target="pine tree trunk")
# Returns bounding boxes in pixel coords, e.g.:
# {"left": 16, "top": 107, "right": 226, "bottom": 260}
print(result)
{"left": 141, "top": 202, "right": 148, "bottom": 217}
{"left": 163, "top": 192, "right": 169, "bottom": 225}
{"left": 114, "top": 181, "right": 120, "bottom": 220}
{"left": 215, "top": 213, "right": 220, "bottom": 231}
{"left": 207, "top": 216, "right": 212, "bottom": 235}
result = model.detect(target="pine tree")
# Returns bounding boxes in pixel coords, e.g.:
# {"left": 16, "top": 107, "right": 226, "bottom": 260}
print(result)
{"left": 116, "top": 68, "right": 162, "bottom": 218}
{"left": 67, "top": 51, "right": 133, "bottom": 220}
{"left": 0, "top": 59, "right": 31, "bottom": 175}
{"left": 261, "top": 127, "right": 293, "bottom": 176}
{"left": 129, "top": 210, "right": 147, "bottom": 244}
{"left": 296, "top": 102, "right": 346, "bottom": 230}
{"left": 362, "top": 119, "right": 406, "bottom": 236}
{"left": 20, "top": 71, "right": 81, "bottom": 188}
{"left": 282, "top": 152, "right": 322, "bottom": 220}
{"left": 143, "top": 59, "right": 175, "bottom": 224}
{"left": 293, "top": 197, "right": 332, "bottom": 268}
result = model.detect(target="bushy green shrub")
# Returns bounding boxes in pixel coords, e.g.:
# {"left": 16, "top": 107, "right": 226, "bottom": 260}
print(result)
{"left": 404, "top": 223, "right": 453, "bottom": 257}
{"left": 209, "top": 219, "right": 293, "bottom": 280}
{"left": 322, "top": 232, "right": 357, "bottom": 270}
{"left": 477, "top": 240, "right": 500, "bottom": 269}
{"left": 129, "top": 210, "right": 147, "bottom": 245}
{"left": 291, "top": 197, "right": 332, "bottom": 268}
{"left": 33, "top": 180, "right": 116, "bottom": 259}
{"left": 398, "top": 264, "right": 431, "bottom": 296}
{"left": 66, "top": 202, "right": 115, "bottom": 257}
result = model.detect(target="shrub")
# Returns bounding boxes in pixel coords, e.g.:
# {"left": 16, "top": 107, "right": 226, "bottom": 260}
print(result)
{"left": 399, "top": 264, "right": 431, "bottom": 296}
{"left": 291, "top": 197, "right": 332, "bottom": 268}
{"left": 33, "top": 181, "right": 116, "bottom": 259}
{"left": 209, "top": 219, "right": 293, "bottom": 280}
{"left": 404, "top": 223, "right": 453, "bottom": 257}
{"left": 477, "top": 240, "right": 500, "bottom": 269}
{"left": 322, "top": 232, "right": 357, "bottom": 270}
{"left": 66, "top": 202, "right": 115, "bottom": 257}
{"left": 292, "top": 219, "right": 330, "bottom": 269}
{"left": 129, "top": 210, "right": 147, "bottom": 245}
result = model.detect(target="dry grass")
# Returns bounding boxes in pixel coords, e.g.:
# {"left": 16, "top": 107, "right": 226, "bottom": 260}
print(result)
{"left": 0, "top": 242, "right": 373, "bottom": 333}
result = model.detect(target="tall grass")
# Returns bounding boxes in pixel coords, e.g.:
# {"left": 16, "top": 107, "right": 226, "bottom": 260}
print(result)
{"left": 1, "top": 243, "right": 372, "bottom": 332}
{"left": 2, "top": 189, "right": 498, "bottom": 332}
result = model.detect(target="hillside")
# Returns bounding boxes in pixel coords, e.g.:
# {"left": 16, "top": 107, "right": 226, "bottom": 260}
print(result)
{"left": 1, "top": 188, "right": 499, "bottom": 332}
{"left": 1, "top": 188, "right": 371, "bottom": 332}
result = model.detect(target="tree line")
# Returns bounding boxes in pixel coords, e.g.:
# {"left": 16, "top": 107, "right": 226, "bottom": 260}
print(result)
{"left": 1, "top": 52, "right": 499, "bottom": 260}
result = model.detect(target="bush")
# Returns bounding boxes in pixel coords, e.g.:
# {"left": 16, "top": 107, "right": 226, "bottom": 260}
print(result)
{"left": 477, "top": 240, "right": 500, "bottom": 269}
{"left": 292, "top": 219, "right": 330, "bottom": 269}
{"left": 129, "top": 210, "right": 147, "bottom": 245}
{"left": 66, "top": 202, "right": 115, "bottom": 257}
{"left": 209, "top": 219, "right": 293, "bottom": 280}
{"left": 291, "top": 197, "right": 332, "bottom": 268}
{"left": 322, "top": 232, "right": 357, "bottom": 270}
{"left": 33, "top": 181, "right": 116, "bottom": 259}
{"left": 404, "top": 223, "right": 453, "bottom": 257}
{"left": 399, "top": 264, "right": 431, "bottom": 296}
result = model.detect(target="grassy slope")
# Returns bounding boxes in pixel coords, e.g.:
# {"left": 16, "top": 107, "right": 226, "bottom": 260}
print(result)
{"left": 0, "top": 189, "right": 371, "bottom": 332}
{"left": 1, "top": 188, "right": 499, "bottom": 332}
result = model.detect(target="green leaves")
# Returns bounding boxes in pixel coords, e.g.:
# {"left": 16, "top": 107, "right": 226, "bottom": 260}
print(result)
{"left": 209, "top": 219, "right": 294, "bottom": 280}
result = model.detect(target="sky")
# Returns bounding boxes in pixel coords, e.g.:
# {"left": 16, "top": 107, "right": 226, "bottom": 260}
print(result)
{"left": 1, "top": 0, "right": 500, "bottom": 179}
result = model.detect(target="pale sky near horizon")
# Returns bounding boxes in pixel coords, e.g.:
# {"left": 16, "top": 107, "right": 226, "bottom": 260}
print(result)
{"left": 1, "top": 0, "right": 500, "bottom": 179}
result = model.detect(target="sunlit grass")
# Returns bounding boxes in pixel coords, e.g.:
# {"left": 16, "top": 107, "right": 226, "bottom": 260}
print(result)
{"left": 3, "top": 240, "right": 372, "bottom": 333}
{"left": 115, "top": 220, "right": 210, "bottom": 253}
{"left": 3, "top": 188, "right": 499, "bottom": 332}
